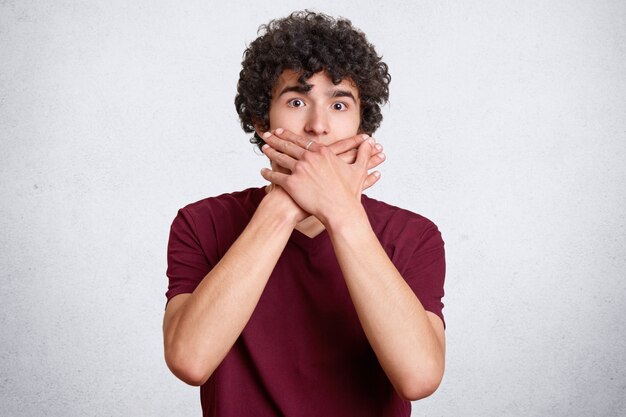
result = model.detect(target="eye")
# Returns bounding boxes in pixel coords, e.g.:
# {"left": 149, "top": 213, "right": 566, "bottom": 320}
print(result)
{"left": 332, "top": 102, "right": 348, "bottom": 111}
{"left": 287, "top": 98, "right": 305, "bottom": 108}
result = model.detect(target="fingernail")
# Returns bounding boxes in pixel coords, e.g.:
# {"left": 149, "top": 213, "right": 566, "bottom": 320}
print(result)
{"left": 378, "top": 153, "right": 386, "bottom": 160}
{"left": 367, "top": 138, "right": 375, "bottom": 145}
{"left": 374, "top": 171, "right": 381, "bottom": 178}
{"left": 263, "top": 132, "right": 271, "bottom": 138}
{"left": 361, "top": 134, "right": 369, "bottom": 141}
{"left": 261, "top": 144, "right": 269, "bottom": 151}
{"left": 275, "top": 128, "right": 284, "bottom": 134}
{"left": 375, "top": 144, "right": 383, "bottom": 151}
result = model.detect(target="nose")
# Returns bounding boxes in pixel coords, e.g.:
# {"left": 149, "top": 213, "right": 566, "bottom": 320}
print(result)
{"left": 303, "top": 105, "right": 329, "bottom": 137}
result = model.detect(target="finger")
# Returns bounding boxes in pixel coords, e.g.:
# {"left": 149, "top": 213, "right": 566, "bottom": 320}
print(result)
{"left": 371, "top": 142, "right": 383, "bottom": 156}
{"left": 262, "top": 131, "right": 307, "bottom": 159}
{"left": 329, "top": 134, "right": 369, "bottom": 155}
{"left": 367, "top": 151, "right": 386, "bottom": 170}
{"left": 260, "top": 167, "right": 289, "bottom": 186}
{"left": 356, "top": 139, "right": 374, "bottom": 168}
{"left": 362, "top": 171, "right": 381, "bottom": 191}
{"left": 262, "top": 144, "right": 297, "bottom": 171}
{"left": 337, "top": 140, "right": 382, "bottom": 163}
{"left": 273, "top": 128, "right": 321, "bottom": 154}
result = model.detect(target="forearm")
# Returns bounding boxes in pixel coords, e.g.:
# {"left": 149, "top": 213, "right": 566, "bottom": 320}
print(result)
{"left": 326, "top": 207, "right": 445, "bottom": 400}
{"left": 254, "top": 130, "right": 445, "bottom": 397}
{"left": 164, "top": 193, "right": 297, "bottom": 385}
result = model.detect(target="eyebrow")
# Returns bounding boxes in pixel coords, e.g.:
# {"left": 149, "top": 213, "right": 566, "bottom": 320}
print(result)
{"left": 277, "top": 85, "right": 312, "bottom": 97}
{"left": 330, "top": 90, "right": 357, "bottom": 103}
{"left": 277, "top": 84, "right": 357, "bottom": 103}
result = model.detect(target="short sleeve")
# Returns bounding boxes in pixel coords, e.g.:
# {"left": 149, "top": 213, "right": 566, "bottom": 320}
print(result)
{"left": 165, "top": 208, "right": 213, "bottom": 307}
{"left": 401, "top": 224, "right": 446, "bottom": 329}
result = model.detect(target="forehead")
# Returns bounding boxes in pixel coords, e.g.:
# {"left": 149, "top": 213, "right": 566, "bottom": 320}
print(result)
{"left": 271, "top": 70, "right": 360, "bottom": 97}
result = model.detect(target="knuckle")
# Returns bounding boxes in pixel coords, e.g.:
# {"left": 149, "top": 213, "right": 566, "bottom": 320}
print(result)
{"left": 294, "top": 160, "right": 308, "bottom": 174}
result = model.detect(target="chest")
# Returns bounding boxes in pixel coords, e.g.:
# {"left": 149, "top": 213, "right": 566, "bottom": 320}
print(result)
{"left": 243, "top": 238, "right": 367, "bottom": 352}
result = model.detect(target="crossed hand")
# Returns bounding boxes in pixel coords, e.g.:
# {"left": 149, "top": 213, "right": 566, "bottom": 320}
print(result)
{"left": 260, "top": 128, "right": 386, "bottom": 226}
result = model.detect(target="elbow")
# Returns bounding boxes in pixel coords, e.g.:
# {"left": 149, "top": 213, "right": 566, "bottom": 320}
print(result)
{"left": 395, "top": 363, "right": 444, "bottom": 401}
{"left": 397, "top": 378, "right": 441, "bottom": 401}
{"left": 164, "top": 343, "right": 213, "bottom": 387}
{"left": 167, "top": 362, "right": 210, "bottom": 387}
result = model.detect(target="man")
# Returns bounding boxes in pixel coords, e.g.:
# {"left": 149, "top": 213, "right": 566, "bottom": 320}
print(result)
{"left": 163, "top": 11, "right": 446, "bottom": 416}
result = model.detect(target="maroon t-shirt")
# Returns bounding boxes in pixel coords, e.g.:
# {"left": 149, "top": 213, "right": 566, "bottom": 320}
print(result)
{"left": 166, "top": 187, "right": 445, "bottom": 416}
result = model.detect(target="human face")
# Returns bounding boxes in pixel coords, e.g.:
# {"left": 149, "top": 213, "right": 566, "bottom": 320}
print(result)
{"left": 265, "top": 70, "right": 361, "bottom": 146}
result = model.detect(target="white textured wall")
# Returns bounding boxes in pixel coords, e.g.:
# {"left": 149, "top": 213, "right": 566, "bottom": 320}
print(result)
{"left": 1, "top": 1, "right": 625, "bottom": 416}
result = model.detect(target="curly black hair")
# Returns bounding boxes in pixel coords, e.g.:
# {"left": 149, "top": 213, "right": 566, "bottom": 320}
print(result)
{"left": 235, "top": 10, "right": 391, "bottom": 149}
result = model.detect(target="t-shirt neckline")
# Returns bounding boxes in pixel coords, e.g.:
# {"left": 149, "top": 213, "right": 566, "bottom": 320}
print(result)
{"left": 251, "top": 186, "right": 330, "bottom": 250}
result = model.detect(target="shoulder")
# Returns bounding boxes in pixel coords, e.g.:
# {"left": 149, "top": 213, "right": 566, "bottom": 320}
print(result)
{"left": 362, "top": 194, "right": 442, "bottom": 243}
{"left": 168, "top": 187, "right": 266, "bottom": 260}
{"left": 179, "top": 187, "right": 265, "bottom": 220}
{"left": 170, "top": 187, "right": 265, "bottom": 243}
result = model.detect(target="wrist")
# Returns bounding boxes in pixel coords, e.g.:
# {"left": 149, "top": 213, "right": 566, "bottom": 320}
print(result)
{"left": 259, "top": 188, "right": 301, "bottom": 228}
{"left": 323, "top": 201, "right": 370, "bottom": 237}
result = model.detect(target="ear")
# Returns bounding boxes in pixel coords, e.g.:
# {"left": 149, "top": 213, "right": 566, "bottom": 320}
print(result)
{"left": 252, "top": 120, "right": 268, "bottom": 145}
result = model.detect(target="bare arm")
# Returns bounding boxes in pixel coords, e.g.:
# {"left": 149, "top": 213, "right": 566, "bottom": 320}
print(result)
{"left": 326, "top": 212, "right": 446, "bottom": 401}
{"left": 163, "top": 189, "right": 301, "bottom": 386}
{"left": 163, "top": 135, "right": 384, "bottom": 386}
{"left": 261, "top": 130, "right": 446, "bottom": 400}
